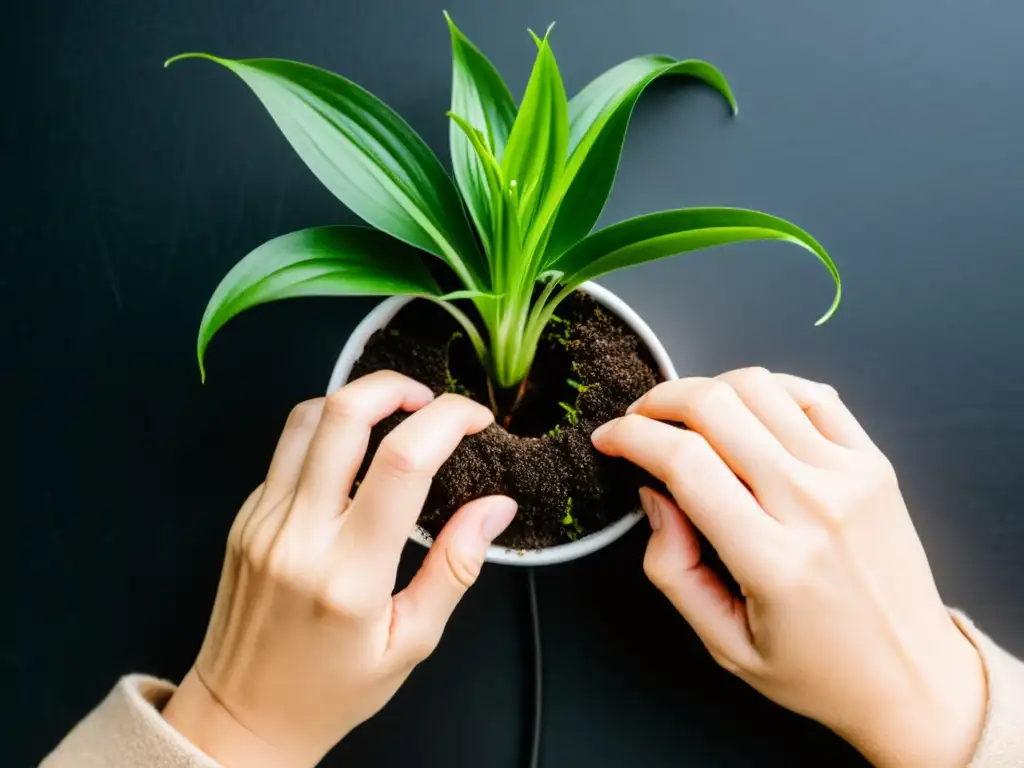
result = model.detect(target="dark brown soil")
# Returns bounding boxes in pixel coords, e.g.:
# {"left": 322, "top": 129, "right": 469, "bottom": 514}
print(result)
{"left": 350, "top": 290, "right": 663, "bottom": 550}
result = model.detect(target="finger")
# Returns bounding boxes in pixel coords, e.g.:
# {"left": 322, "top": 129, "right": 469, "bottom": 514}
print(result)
{"left": 388, "top": 496, "right": 517, "bottom": 665}
{"left": 640, "top": 488, "right": 760, "bottom": 671}
{"left": 262, "top": 399, "right": 324, "bottom": 505}
{"left": 626, "top": 378, "right": 800, "bottom": 496}
{"left": 773, "top": 374, "right": 878, "bottom": 452}
{"left": 340, "top": 394, "right": 494, "bottom": 584}
{"left": 716, "top": 368, "right": 845, "bottom": 467}
{"left": 592, "top": 415, "right": 784, "bottom": 581}
{"left": 293, "top": 371, "right": 434, "bottom": 523}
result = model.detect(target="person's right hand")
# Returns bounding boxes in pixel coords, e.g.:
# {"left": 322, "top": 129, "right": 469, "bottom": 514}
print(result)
{"left": 162, "top": 371, "right": 517, "bottom": 768}
{"left": 592, "top": 369, "right": 986, "bottom": 768}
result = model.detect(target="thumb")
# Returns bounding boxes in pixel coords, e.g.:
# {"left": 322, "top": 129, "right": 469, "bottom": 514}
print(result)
{"left": 640, "top": 488, "right": 756, "bottom": 670}
{"left": 388, "top": 495, "right": 517, "bottom": 664}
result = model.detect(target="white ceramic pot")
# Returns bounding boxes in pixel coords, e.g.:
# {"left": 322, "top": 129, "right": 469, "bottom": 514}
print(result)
{"left": 326, "top": 281, "right": 679, "bottom": 566}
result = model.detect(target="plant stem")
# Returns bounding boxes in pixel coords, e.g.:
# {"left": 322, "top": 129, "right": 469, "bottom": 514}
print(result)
{"left": 502, "top": 373, "right": 531, "bottom": 429}
{"left": 486, "top": 377, "right": 500, "bottom": 419}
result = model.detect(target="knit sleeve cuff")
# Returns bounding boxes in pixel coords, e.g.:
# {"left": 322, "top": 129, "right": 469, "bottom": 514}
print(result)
{"left": 41, "top": 674, "right": 221, "bottom": 768}
{"left": 951, "top": 610, "right": 1024, "bottom": 768}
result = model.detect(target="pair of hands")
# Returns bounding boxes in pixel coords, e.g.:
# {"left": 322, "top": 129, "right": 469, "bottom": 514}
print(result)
{"left": 163, "top": 369, "right": 985, "bottom": 768}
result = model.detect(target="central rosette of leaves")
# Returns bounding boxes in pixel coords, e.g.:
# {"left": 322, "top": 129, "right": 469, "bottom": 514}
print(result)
{"left": 176, "top": 14, "right": 841, "bottom": 407}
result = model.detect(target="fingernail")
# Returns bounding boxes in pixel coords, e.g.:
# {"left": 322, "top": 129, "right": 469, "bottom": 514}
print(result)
{"left": 591, "top": 419, "right": 618, "bottom": 444}
{"left": 626, "top": 396, "right": 644, "bottom": 414}
{"left": 480, "top": 498, "right": 518, "bottom": 542}
{"left": 639, "top": 488, "right": 662, "bottom": 531}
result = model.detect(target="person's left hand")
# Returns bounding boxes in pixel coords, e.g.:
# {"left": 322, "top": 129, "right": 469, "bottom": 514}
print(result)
{"left": 162, "top": 371, "right": 517, "bottom": 768}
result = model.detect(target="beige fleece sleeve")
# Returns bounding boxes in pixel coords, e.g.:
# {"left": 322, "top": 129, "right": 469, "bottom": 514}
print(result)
{"left": 951, "top": 611, "right": 1024, "bottom": 767}
{"left": 40, "top": 617, "right": 1024, "bottom": 768}
{"left": 40, "top": 674, "right": 220, "bottom": 768}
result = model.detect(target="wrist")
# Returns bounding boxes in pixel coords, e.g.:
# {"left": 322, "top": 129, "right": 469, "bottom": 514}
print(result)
{"left": 162, "top": 668, "right": 313, "bottom": 768}
{"left": 851, "top": 621, "right": 987, "bottom": 768}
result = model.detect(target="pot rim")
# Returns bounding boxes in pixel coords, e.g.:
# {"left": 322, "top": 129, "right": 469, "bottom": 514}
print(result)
{"left": 325, "top": 281, "right": 679, "bottom": 566}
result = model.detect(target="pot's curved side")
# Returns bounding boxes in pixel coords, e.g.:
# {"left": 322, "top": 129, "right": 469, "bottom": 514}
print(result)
{"left": 326, "top": 282, "right": 678, "bottom": 567}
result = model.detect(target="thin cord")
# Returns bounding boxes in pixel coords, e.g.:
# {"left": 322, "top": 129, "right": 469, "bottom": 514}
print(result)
{"left": 527, "top": 567, "right": 543, "bottom": 768}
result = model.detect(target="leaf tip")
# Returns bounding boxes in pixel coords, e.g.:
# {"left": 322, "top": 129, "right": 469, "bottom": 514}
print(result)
{"left": 721, "top": 84, "right": 739, "bottom": 116}
{"left": 197, "top": 346, "right": 208, "bottom": 383}
{"left": 814, "top": 284, "right": 842, "bottom": 326}
{"left": 726, "top": 92, "right": 740, "bottom": 117}
{"left": 526, "top": 23, "right": 556, "bottom": 47}
{"left": 164, "top": 52, "right": 221, "bottom": 69}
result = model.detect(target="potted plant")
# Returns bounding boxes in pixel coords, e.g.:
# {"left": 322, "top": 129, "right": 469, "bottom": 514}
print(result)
{"left": 167, "top": 14, "right": 840, "bottom": 566}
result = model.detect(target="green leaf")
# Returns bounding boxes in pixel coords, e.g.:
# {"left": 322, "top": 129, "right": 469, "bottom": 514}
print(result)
{"left": 541, "top": 57, "right": 737, "bottom": 263}
{"left": 500, "top": 33, "right": 568, "bottom": 234}
{"left": 197, "top": 226, "right": 441, "bottom": 381}
{"left": 166, "top": 53, "right": 486, "bottom": 290}
{"left": 447, "top": 112, "right": 505, "bottom": 213}
{"left": 551, "top": 208, "right": 841, "bottom": 324}
{"left": 444, "top": 13, "right": 517, "bottom": 256}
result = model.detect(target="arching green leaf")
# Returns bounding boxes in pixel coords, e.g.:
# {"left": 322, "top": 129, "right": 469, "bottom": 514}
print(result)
{"left": 444, "top": 13, "right": 517, "bottom": 258}
{"left": 551, "top": 208, "right": 841, "bottom": 324}
{"left": 197, "top": 226, "right": 441, "bottom": 380}
{"left": 166, "top": 53, "right": 487, "bottom": 290}
{"left": 501, "top": 33, "right": 568, "bottom": 235}
{"left": 541, "top": 57, "right": 737, "bottom": 263}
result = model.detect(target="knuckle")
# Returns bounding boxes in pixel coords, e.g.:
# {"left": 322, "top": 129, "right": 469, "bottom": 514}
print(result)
{"left": 404, "top": 632, "right": 441, "bottom": 664}
{"left": 817, "top": 498, "right": 851, "bottom": 531}
{"left": 375, "top": 434, "right": 431, "bottom": 476}
{"left": 353, "top": 369, "right": 406, "bottom": 387}
{"left": 243, "top": 534, "right": 271, "bottom": 572}
{"left": 435, "top": 391, "right": 468, "bottom": 406}
{"left": 729, "top": 366, "right": 773, "bottom": 388}
{"left": 862, "top": 450, "right": 897, "bottom": 481}
{"left": 323, "top": 387, "right": 362, "bottom": 422}
{"left": 239, "top": 498, "right": 289, "bottom": 572}
{"left": 805, "top": 383, "right": 841, "bottom": 413}
{"left": 287, "top": 398, "right": 324, "bottom": 429}
{"left": 444, "top": 545, "right": 482, "bottom": 591}
{"left": 239, "top": 516, "right": 265, "bottom": 564}
{"left": 389, "top": 598, "right": 442, "bottom": 664}
{"left": 686, "top": 379, "right": 736, "bottom": 423}
{"left": 817, "top": 382, "right": 840, "bottom": 400}
{"left": 316, "top": 580, "right": 379, "bottom": 620}
{"left": 263, "top": 529, "right": 305, "bottom": 579}
{"left": 664, "top": 430, "right": 712, "bottom": 482}
{"left": 771, "top": 533, "right": 830, "bottom": 592}
{"left": 642, "top": 547, "right": 674, "bottom": 591}
{"left": 616, "top": 412, "right": 649, "bottom": 437}
{"left": 227, "top": 485, "right": 264, "bottom": 556}
{"left": 436, "top": 391, "right": 490, "bottom": 419}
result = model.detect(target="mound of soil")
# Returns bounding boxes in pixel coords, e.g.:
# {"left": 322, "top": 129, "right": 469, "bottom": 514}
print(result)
{"left": 350, "top": 291, "right": 663, "bottom": 551}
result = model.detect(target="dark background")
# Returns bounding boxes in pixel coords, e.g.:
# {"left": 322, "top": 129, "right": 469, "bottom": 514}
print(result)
{"left": 6, "top": 0, "right": 1023, "bottom": 765}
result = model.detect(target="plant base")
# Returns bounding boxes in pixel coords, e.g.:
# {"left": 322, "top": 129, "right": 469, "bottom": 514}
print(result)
{"left": 350, "top": 291, "right": 664, "bottom": 550}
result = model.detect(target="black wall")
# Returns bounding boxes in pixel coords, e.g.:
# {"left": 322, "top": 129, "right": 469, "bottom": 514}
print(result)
{"left": 6, "top": 1, "right": 1023, "bottom": 766}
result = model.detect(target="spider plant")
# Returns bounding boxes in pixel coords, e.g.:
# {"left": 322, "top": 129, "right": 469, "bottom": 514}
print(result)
{"left": 170, "top": 13, "right": 840, "bottom": 409}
